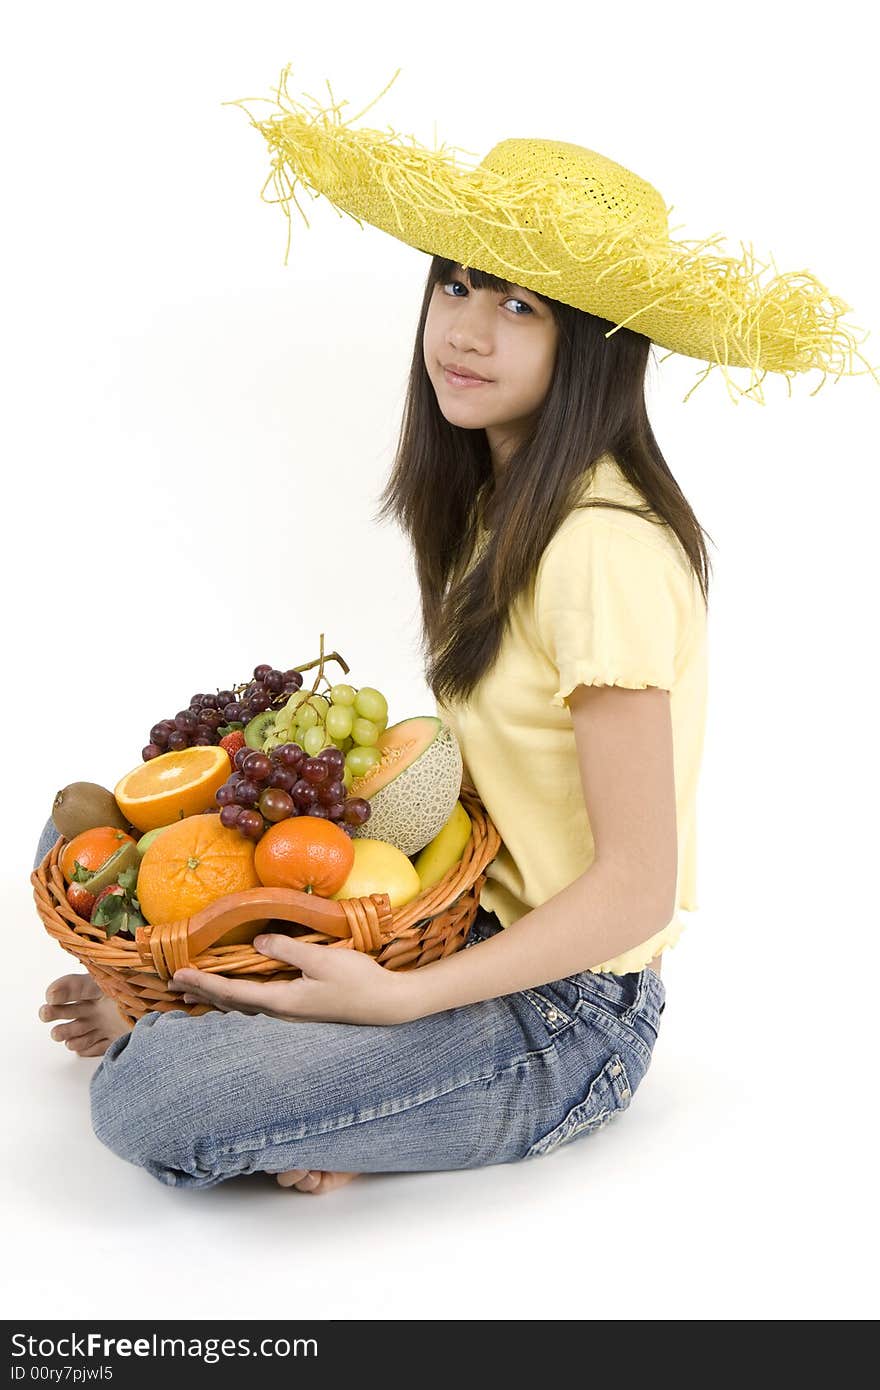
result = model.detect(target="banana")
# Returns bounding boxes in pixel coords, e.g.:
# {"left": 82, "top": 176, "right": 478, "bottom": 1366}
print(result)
{"left": 413, "top": 800, "right": 472, "bottom": 892}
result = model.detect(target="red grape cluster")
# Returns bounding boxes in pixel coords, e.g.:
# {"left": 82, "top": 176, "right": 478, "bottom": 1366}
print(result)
{"left": 216, "top": 744, "right": 371, "bottom": 841}
{"left": 142, "top": 664, "right": 305, "bottom": 761}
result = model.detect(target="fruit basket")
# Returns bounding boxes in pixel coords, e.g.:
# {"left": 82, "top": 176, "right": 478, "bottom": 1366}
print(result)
{"left": 31, "top": 785, "right": 499, "bottom": 1026}
{"left": 30, "top": 640, "right": 501, "bottom": 1027}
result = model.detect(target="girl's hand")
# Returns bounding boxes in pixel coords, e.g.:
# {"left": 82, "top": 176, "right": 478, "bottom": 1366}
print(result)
{"left": 167, "top": 934, "right": 417, "bottom": 1027}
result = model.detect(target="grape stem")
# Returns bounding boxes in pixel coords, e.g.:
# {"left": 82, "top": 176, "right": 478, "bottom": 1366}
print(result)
{"left": 230, "top": 636, "right": 351, "bottom": 706}
{"left": 294, "top": 635, "right": 350, "bottom": 687}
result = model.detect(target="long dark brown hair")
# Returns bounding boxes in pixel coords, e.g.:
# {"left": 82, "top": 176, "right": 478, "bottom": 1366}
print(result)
{"left": 373, "top": 254, "right": 715, "bottom": 706}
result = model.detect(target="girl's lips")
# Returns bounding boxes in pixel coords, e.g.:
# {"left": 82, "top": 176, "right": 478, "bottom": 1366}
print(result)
{"left": 443, "top": 367, "right": 492, "bottom": 388}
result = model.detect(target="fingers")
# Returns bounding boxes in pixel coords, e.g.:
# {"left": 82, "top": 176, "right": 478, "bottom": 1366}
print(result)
{"left": 180, "top": 992, "right": 286, "bottom": 1020}
{"left": 180, "top": 993, "right": 262, "bottom": 1017}
{"left": 170, "top": 969, "right": 307, "bottom": 1017}
{"left": 181, "top": 993, "right": 228, "bottom": 1012}
{"left": 169, "top": 970, "right": 265, "bottom": 1010}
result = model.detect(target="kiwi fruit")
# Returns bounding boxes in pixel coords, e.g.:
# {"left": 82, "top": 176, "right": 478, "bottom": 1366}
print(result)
{"left": 244, "top": 710, "right": 280, "bottom": 751}
{"left": 78, "top": 839, "right": 141, "bottom": 896}
{"left": 52, "top": 782, "right": 132, "bottom": 839}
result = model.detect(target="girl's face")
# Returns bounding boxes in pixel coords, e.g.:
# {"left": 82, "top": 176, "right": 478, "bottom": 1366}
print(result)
{"left": 423, "top": 264, "right": 558, "bottom": 462}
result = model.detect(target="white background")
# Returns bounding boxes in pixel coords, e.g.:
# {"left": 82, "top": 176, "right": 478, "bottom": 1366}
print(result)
{"left": 4, "top": 0, "right": 878, "bottom": 1322}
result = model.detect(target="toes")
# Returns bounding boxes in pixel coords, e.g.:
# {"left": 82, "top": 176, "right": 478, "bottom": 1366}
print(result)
{"left": 44, "top": 973, "right": 101, "bottom": 1006}
{"left": 65, "top": 1028, "right": 103, "bottom": 1053}
{"left": 307, "top": 1172, "right": 358, "bottom": 1195}
{"left": 50, "top": 1020, "right": 94, "bottom": 1041}
{"left": 40, "top": 1001, "right": 97, "bottom": 1023}
{"left": 75, "top": 1037, "right": 111, "bottom": 1058}
{"left": 276, "top": 1169, "right": 311, "bottom": 1188}
{"left": 275, "top": 1169, "right": 358, "bottom": 1194}
{"left": 295, "top": 1172, "right": 322, "bottom": 1192}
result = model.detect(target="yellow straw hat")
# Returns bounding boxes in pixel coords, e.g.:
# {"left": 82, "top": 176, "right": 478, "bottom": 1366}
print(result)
{"left": 223, "top": 64, "right": 879, "bottom": 406}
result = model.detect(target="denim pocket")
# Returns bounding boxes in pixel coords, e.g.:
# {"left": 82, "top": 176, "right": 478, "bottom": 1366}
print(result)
{"left": 573, "top": 970, "right": 660, "bottom": 1072}
{"left": 524, "top": 1051, "right": 634, "bottom": 1160}
{"left": 573, "top": 968, "right": 640, "bottom": 1019}
{"left": 518, "top": 983, "right": 578, "bottom": 1035}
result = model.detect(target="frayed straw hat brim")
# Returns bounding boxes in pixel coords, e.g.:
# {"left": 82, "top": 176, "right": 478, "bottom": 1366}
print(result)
{"left": 223, "top": 65, "right": 879, "bottom": 406}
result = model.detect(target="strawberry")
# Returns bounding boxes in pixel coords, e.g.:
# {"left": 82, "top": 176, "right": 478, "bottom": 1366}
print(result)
{"left": 219, "top": 730, "right": 246, "bottom": 766}
{"left": 67, "top": 882, "right": 97, "bottom": 922}
{"left": 91, "top": 885, "right": 125, "bottom": 916}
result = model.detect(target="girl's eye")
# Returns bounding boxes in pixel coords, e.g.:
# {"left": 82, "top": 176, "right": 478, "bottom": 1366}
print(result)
{"left": 441, "top": 279, "right": 532, "bottom": 315}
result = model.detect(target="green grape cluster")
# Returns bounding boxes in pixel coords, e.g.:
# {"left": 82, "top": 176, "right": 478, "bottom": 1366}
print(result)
{"left": 271, "top": 684, "right": 389, "bottom": 792}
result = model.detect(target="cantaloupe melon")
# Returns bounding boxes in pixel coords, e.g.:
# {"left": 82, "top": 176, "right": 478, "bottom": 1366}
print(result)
{"left": 349, "top": 715, "right": 463, "bottom": 856}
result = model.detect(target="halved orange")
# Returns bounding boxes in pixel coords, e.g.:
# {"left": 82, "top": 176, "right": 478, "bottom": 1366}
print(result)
{"left": 114, "top": 746, "right": 231, "bottom": 832}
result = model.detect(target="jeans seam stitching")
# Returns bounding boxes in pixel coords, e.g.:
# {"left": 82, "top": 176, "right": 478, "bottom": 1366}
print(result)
{"left": 574, "top": 998, "right": 653, "bottom": 1069}
{"left": 519, "top": 987, "right": 577, "bottom": 1031}
{"left": 524, "top": 1051, "right": 631, "bottom": 1158}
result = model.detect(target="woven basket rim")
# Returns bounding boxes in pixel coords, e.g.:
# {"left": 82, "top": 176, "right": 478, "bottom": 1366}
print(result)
{"left": 31, "top": 787, "right": 500, "bottom": 1021}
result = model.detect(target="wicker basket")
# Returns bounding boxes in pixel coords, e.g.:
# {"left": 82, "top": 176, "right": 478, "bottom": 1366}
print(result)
{"left": 31, "top": 786, "right": 501, "bottom": 1027}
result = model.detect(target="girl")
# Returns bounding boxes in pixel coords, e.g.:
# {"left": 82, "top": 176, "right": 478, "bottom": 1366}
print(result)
{"left": 32, "top": 252, "right": 696, "bottom": 1193}
{"left": 34, "top": 68, "right": 869, "bottom": 1194}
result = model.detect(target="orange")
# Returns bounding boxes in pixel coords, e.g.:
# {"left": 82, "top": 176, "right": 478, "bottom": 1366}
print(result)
{"left": 136, "top": 814, "right": 262, "bottom": 925}
{"left": 254, "top": 817, "right": 354, "bottom": 896}
{"left": 114, "top": 747, "right": 231, "bottom": 832}
{"left": 60, "top": 826, "right": 137, "bottom": 885}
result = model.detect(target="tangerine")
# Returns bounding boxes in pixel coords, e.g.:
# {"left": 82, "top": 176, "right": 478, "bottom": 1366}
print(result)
{"left": 114, "top": 746, "right": 231, "bottom": 832}
{"left": 136, "top": 814, "right": 262, "bottom": 926}
{"left": 60, "top": 826, "right": 137, "bottom": 885}
{"left": 254, "top": 817, "right": 354, "bottom": 896}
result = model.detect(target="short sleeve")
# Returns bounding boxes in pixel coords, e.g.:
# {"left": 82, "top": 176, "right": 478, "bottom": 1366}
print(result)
{"left": 534, "top": 518, "right": 692, "bottom": 707}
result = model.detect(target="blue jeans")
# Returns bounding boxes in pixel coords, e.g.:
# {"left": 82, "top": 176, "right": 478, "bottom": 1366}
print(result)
{"left": 34, "top": 816, "right": 667, "bottom": 1189}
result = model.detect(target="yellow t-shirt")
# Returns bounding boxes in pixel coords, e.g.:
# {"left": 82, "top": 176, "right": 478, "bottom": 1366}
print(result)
{"left": 434, "top": 451, "right": 709, "bottom": 974}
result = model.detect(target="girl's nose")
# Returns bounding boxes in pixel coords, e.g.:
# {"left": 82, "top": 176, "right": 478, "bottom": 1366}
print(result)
{"left": 448, "top": 326, "right": 492, "bottom": 353}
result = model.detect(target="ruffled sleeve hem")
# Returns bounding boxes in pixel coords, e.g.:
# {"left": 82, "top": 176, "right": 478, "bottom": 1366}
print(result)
{"left": 551, "top": 662, "right": 675, "bottom": 708}
{"left": 588, "top": 915, "right": 686, "bottom": 975}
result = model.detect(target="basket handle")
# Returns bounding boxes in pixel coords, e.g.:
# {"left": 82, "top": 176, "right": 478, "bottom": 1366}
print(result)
{"left": 135, "top": 886, "right": 394, "bottom": 976}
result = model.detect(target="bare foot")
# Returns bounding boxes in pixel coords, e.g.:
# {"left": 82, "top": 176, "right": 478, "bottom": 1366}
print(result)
{"left": 39, "top": 976, "right": 359, "bottom": 1190}
{"left": 274, "top": 1169, "right": 359, "bottom": 1195}
{"left": 38, "top": 972, "right": 132, "bottom": 1057}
